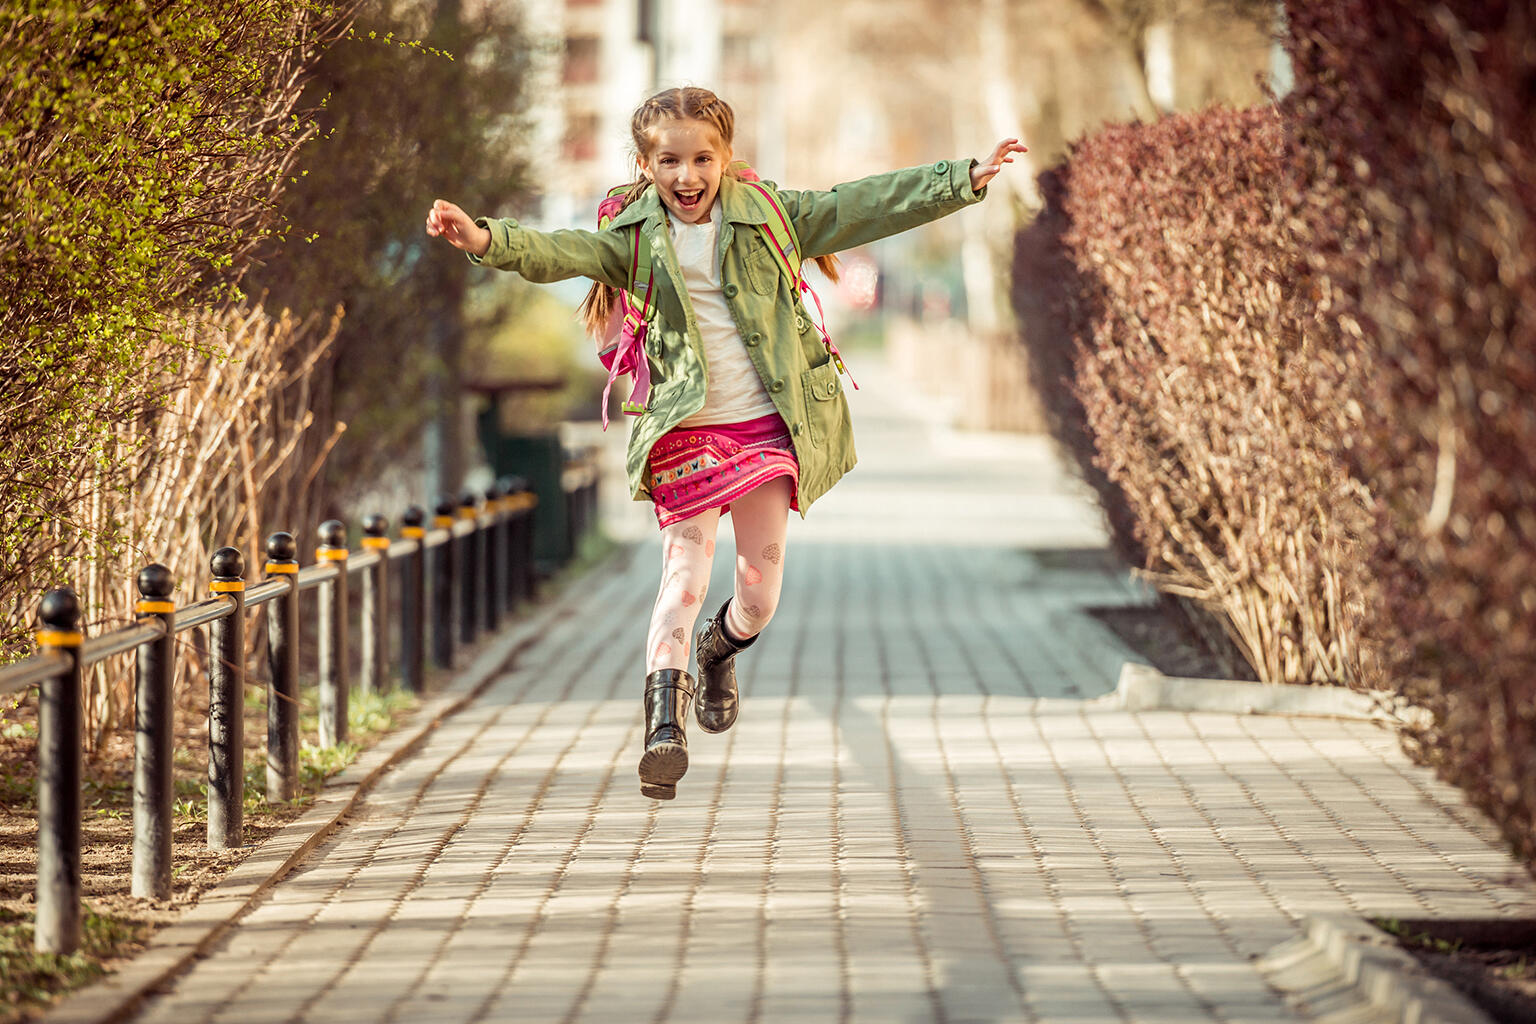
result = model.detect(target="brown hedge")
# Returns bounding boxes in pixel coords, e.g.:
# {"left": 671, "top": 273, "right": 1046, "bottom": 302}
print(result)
{"left": 1014, "top": 104, "right": 1371, "bottom": 686}
{"left": 1285, "top": 0, "right": 1536, "bottom": 859}
{"left": 1017, "top": 0, "right": 1536, "bottom": 863}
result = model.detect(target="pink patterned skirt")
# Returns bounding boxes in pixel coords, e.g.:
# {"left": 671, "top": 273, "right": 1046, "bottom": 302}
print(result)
{"left": 648, "top": 412, "right": 801, "bottom": 528}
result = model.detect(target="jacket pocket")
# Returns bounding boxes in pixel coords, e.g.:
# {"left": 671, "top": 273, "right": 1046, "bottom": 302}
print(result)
{"left": 743, "top": 243, "right": 777, "bottom": 296}
{"left": 800, "top": 361, "right": 843, "bottom": 449}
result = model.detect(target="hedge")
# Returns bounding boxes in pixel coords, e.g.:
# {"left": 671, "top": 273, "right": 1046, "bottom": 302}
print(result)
{"left": 1286, "top": 0, "right": 1536, "bottom": 860}
{"left": 1016, "top": 0, "right": 1536, "bottom": 862}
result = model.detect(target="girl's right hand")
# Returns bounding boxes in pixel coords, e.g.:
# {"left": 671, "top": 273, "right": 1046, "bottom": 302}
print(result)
{"left": 425, "top": 199, "right": 492, "bottom": 258}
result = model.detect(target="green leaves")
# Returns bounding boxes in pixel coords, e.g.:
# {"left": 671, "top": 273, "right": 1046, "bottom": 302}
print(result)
{"left": 0, "top": 0, "right": 353, "bottom": 652}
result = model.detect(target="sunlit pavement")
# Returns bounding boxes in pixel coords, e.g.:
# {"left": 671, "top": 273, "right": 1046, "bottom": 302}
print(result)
{"left": 133, "top": 359, "right": 1536, "bottom": 1023}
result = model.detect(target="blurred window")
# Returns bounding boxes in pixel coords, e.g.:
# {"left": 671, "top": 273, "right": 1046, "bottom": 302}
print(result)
{"left": 564, "top": 36, "right": 600, "bottom": 83}
{"left": 565, "top": 113, "right": 600, "bottom": 161}
{"left": 722, "top": 33, "right": 760, "bottom": 75}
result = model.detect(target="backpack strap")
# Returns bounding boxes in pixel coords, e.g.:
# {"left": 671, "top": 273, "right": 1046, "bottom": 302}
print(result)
{"left": 736, "top": 179, "right": 804, "bottom": 288}
{"left": 597, "top": 185, "right": 656, "bottom": 314}
{"left": 595, "top": 187, "right": 656, "bottom": 426}
{"left": 735, "top": 178, "right": 857, "bottom": 388}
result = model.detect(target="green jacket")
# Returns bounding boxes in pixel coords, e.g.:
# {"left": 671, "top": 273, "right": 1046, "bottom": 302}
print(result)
{"left": 470, "top": 158, "right": 988, "bottom": 514}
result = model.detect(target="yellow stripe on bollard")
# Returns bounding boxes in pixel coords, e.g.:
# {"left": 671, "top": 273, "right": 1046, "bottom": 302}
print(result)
{"left": 35, "top": 630, "right": 83, "bottom": 648}
{"left": 210, "top": 580, "right": 246, "bottom": 593}
{"left": 401, "top": 526, "right": 426, "bottom": 539}
{"left": 315, "top": 548, "right": 349, "bottom": 562}
{"left": 361, "top": 537, "right": 391, "bottom": 550}
{"left": 134, "top": 600, "right": 175, "bottom": 615}
{"left": 264, "top": 562, "right": 299, "bottom": 574}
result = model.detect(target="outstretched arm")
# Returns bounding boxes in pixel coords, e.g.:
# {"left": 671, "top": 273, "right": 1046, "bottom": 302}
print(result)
{"left": 425, "top": 199, "right": 491, "bottom": 257}
{"left": 424, "top": 198, "right": 629, "bottom": 288}
{"left": 773, "top": 136, "right": 1029, "bottom": 258}
{"left": 970, "top": 138, "right": 1028, "bottom": 192}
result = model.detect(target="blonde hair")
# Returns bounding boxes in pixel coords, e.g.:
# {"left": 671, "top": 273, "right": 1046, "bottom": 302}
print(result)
{"left": 579, "top": 86, "right": 839, "bottom": 337}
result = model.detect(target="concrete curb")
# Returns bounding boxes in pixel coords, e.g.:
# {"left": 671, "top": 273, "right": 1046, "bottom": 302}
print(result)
{"left": 43, "top": 544, "right": 632, "bottom": 1024}
{"left": 1105, "top": 661, "right": 1427, "bottom": 724}
{"left": 1258, "top": 916, "right": 1496, "bottom": 1024}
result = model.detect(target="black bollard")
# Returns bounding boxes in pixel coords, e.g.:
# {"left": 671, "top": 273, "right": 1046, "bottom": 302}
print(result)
{"left": 458, "top": 491, "right": 479, "bottom": 647}
{"left": 34, "top": 589, "right": 83, "bottom": 954}
{"left": 400, "top": 506, "right": 426, "bottom": 692}
{"left": 484, "top": 481, "right": 504, "bottom": 633}
{"left": 431, "top": 496, "right": 456, "bottom": 669}
{"left": 511, "top": 479, "right": 538, "bottom": 604}
{"left": 360, "top": 514, "right": 390, "bottom": 695}
{"left": 208, "top": 547, "right": 245, "bottom": 850}
{"left": 132, "top": 564, "right": 176, "bottom": 900}
{"left": 264, "top": 532, "right": 300, "bottom": 802}
{"left": 316, "top": 519, "right": 349, "bottom": 747}
{"left": 495, "top": 476, "right": 518, "bottom": 611}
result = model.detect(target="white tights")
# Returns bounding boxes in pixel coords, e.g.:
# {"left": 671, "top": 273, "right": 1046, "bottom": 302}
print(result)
{"left": 645, "top": 475, "right": 793, "bottom": 674}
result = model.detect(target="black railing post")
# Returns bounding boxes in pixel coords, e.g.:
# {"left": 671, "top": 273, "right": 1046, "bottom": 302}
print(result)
{"left": 264, "top": 532, "right": 300, "bottom": 802}
{"left": 316, "top": 519, "right": 349, "bottom": 747}
{"left": 132, "top": 564, "right": 176, "bottom": 900}
{"left": 513, "top": 479, "right": 538, "bottom": 604}
{"left": 484, "top": 481, "right": 504, "bottom": 633}
{"left": 34, "top": 588, "right": 83, "bottom": 954}
{"left": 431, "top": 497, "right": 456, "bottom": 669}
{"left": 208, "top": 547, "right": 245, "bottom": 850}
{"left": 360, "top": 514, "right": 390, "bottom": 695}
{"left": 458, "top": 491, "right": 479, "bottom": 647}
{"left": 400, "top": 505, "right": 426, "bottom": 692}
{"left": 585, "top": 459, "right": 600, "bottom": 542}
{"left": 496, "top": 476, "right": 517, "bottom": 611}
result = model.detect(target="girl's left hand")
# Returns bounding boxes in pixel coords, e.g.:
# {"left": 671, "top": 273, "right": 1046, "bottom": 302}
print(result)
{"left": 971, "top": 138, "right": 1028, "bottom": 191}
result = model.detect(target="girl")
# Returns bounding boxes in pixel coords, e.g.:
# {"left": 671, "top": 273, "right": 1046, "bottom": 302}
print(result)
{"left": 426, "top": 86, "right": 1025, "bottom": 800}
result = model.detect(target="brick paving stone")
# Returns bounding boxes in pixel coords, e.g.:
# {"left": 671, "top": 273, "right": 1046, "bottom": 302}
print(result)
{"left": 126, "top": 364, "right": 1536, "bottom": 1024}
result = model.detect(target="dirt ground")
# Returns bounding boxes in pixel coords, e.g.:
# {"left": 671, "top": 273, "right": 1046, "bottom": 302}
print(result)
{"left": 1382, "top": 919, "right": 1536, "bottom": 1024}
{"left": 0, "top": 667, "right": 415, "bottom": 1021}
{"left": 1089, "top": 600, "right": 1260, "bottom": 681}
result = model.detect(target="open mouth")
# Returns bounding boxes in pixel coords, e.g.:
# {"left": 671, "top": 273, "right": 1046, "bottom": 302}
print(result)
{"left": 674, "top": 188, "right": 704, "bottom": 211}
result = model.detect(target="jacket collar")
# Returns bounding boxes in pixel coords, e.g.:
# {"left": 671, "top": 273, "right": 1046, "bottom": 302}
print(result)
{"left": 719, "top": 175, "right": 771, "bottom": 226}
{"left": 603, "top": 175, "right": 770, "bottom": 232}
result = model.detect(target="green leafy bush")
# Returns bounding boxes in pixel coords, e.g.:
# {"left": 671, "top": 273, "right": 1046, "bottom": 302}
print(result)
{"left": 0, "top": 0, "right": 350, "bottom": 656}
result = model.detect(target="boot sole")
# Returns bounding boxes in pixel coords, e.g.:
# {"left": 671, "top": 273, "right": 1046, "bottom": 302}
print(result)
{"left": 638, "top": 740, "right": 688, "bottom": 800}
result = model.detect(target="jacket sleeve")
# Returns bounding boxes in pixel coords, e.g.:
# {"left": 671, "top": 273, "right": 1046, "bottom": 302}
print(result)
{"left": 467, "top": 216, "right": 630, "bottom": 290}
{"left": 772, "top": 159, "right": 987, "bottom": 259}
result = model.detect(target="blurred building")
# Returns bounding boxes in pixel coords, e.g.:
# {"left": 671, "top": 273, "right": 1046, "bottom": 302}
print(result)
{"left": 521, "top": 0, "right": 1284, "bottom": 430}
{"left": 528, "top": 0, "right": 778, "bottom": 228}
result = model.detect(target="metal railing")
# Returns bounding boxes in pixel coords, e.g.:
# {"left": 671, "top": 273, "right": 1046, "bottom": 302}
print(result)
{"left": 2, "top": 464, "right": 601, "bottom": 954}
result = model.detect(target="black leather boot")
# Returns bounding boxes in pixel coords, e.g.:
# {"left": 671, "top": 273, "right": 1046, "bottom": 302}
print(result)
{"left": 639, "top": 669, "right": 695, "bottom": 800}
{"left": 694, "top": 600, "right": 756, "bottom": 734}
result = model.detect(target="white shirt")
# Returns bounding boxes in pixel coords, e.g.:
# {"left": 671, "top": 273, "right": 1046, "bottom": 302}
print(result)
{"left": 670, "top": 201, "right": 777, "bottom": 427}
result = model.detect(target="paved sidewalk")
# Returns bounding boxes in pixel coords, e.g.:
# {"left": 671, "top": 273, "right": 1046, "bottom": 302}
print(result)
{"left": 132, "top": 363, "right": 1536, "bottom": 1023}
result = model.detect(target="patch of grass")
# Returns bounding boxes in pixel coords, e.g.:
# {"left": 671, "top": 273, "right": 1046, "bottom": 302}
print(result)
{"left": 1501, "top": 957, "right": 1535, "bottom": 981}
{"left": 283, "top": 687, "right": 418, "bottom": 800}
{"left": 348, "top": 688, "right": 416, "bottom": 742}
{"left": 0, "top": 721, "right": 34, "bottom": 742}
{"left": 1375, "top": 917, "right": 1464, "bottom": 955}
{"left": 0, "top": 907, "right": 146, "bottom": 1016}
{"left": 0, "top": 770, "right": 33, "bottom": 810}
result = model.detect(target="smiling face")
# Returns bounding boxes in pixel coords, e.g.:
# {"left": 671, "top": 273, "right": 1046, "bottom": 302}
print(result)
{"left": 638, "top": 118, "right": 730, "bottom": 224}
